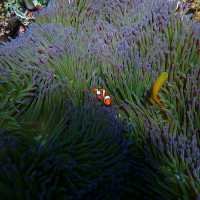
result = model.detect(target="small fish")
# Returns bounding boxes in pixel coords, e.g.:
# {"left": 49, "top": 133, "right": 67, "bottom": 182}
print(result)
{"left": 149, "top": 72, "right": 168, "bottom": 107}
{"left": 103, "top": 95, "right": 112, "bottom": 106}
{"left": 92, "top": 88, "right": 112, "bottom": 106}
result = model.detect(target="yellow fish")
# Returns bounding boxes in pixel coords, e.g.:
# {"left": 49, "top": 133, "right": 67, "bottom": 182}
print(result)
{"left": 149, "top": 72, "right": 168, "bottom": 107}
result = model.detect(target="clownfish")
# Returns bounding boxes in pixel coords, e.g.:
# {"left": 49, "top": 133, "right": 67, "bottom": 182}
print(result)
{"left": 92, "top": 88, "right": 112, "bottom": 106}
{"left": 103, "top": 95, "right": 112, "bottom": 106}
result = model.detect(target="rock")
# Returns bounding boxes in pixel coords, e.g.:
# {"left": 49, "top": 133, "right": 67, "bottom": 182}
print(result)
{"left": 0, "top": 0, "right": 48, "bottom": 42}
{"left": 0, "top": 2, "right": 10, "bottom": 42}
{"left": 7, "top": 16, "right": 22, "bottom": 38}
{"left": 176, "top": 0, "right": 200, "bottom": 22}
{"left": 23, "top": 0, "right": 36, "bottom": 10}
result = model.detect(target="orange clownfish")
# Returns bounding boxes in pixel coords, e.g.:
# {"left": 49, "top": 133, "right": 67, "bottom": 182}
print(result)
{"left": 103, "top": 95, "right": 112, "bottom": 106}
{"left": 92, "top": 88, "right": 112, "bottom": 106}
